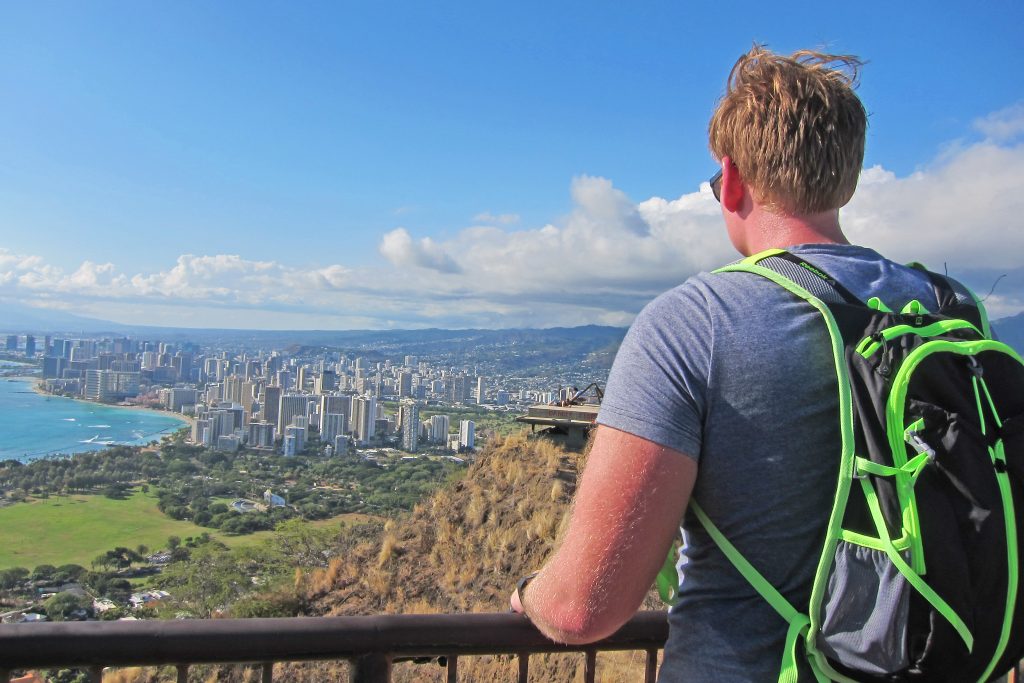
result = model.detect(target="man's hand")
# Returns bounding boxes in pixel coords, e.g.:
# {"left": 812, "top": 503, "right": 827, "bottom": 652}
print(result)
{"left": 513, "top": 425, "right": 697, "bottom": 643}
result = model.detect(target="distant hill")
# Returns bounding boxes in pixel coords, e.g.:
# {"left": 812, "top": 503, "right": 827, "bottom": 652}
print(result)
{"left": 0, "top": 301, "right": 128, "bottom": 335}
{"left": 992, "top": 313, "right": 1024, "bottom": 355}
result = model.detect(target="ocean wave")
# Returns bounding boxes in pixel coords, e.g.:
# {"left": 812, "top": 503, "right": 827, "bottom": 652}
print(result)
{"left": 62, "top": 418, "right": 76, "bottom": 421}
{"left": 86, "top": 424, "right": 111, "bottom": 428}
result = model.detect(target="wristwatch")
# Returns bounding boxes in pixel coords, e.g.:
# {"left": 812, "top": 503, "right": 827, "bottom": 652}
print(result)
{"left": 516, "top": 571, "right": 539, "bottom": 608}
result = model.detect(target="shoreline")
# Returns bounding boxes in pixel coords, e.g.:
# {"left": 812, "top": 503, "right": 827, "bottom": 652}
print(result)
{"left": 18, "top": 375, "right": 194, "bottom": 431}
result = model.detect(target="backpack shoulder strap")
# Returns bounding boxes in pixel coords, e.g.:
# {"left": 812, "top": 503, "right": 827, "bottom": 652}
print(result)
{"left": 716, "top": 248, "right": 865, "bottom": 307}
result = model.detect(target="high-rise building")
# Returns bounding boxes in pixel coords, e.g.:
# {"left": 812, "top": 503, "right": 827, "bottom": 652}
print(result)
{"left": 448, "top": 374, "right": 468, "bottom": 403}
{"left": 24, "top": 335, "right": 35, "bottom": 358}
{"left": 284, "top": 422, "right": 306, "bottom": 454}
{"left": 429, "top": 414, "right": 450, "bottom": 444}
{"left": 224, "top": 375, "right": 244, "bottom": 404}
{"left": 476, "top": 376, "right": 486, "bottom": 404}
{"left": 399, "top": 371, "right": 413, "bottom": 398}
{"left": 315, "top": 370, "right": 338, "bottom": 394}
{"left": 404, "top": 355, "right": 418, "bottom": 368}
{"left": 459, "top": 420, "right": 475, "bottom": 450}
{"left": 352, "top": 394, "right": 377, "bottom": 445}
{"left": 247, "top": 421, "right": 276, "bottom": 449}
{"left": 321, "top": 412, "right": 347, "bottom": 444}
{"left": 42, "top": 356, "right": 65, "bottom": 380}
{"left": 399, "top": 401, "right": 419, "bottom": 452}
{"left": 277, "top": 394, "right": 310, "bottom": 434}
{"left": 319, "top": 394, "right": 352, "bottom": 432}
{"left": 263, "top": 385, "right": 282, "bottom": 427}
{"left": 5, "top": 335, "right": 17, "bottom": 352}
{"left": 194, "top": 418, "right": 213, "bottom": 447}
{"left": 166, "top": 387, "right": 198, "bottom": 412}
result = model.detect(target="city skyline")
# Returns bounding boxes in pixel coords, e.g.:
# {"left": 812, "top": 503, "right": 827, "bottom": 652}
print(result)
{"left": 2, "top": 2, "right": 1023, "bottom": 329}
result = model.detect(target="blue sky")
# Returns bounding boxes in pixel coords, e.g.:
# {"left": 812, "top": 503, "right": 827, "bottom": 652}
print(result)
{"left": 1, "top": 1, "right": 1023, "bottom": 329}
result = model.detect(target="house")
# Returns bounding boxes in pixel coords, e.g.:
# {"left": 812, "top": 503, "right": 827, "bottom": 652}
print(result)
{"left": 129, "top": 590, "right": 170, "bottom": 609}
{"left": 93, "top": 598, "right": 118, "bottom": 613}
{"left": 146, "top": 551, "right": 173, "bottom": 565}
{"left": 263, "top": 489, "right": 286, "bottom": 507}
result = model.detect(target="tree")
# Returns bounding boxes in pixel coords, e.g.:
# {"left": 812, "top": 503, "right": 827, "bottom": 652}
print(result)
{"left": 31, "top": 564, "right": 57, "bottom": 582}
{"left": 44, "top": 591, "right": 92, "bottom": 621}
{"left": 155, "top": 545, "right": 249, "bottom": 618}
{"left": 269, "top": 518, "right": 337, "bottom": 569}
{"left": 53, "top": 564, "right": 87, "bottom": 584}
{"left": 0, "top": 567, "right": 29, "bottom": 590}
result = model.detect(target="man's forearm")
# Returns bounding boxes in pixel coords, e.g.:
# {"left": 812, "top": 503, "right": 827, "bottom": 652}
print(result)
{"left": 510, "top": 426, "right": 697, "bottom": 644}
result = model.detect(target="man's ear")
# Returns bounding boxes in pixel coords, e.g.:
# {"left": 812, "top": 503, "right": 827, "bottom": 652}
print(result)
{"left": 720, "top": 156, "right": 745, "bottom": 212}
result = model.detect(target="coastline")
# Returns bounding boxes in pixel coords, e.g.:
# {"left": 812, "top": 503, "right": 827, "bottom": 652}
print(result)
{"left": 23, "top": 376, "right": 195, "bottom": 429}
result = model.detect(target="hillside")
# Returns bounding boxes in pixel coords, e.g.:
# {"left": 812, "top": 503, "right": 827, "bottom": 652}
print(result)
{"left": 285, "top": 435, "right": 662, "bottom": 682}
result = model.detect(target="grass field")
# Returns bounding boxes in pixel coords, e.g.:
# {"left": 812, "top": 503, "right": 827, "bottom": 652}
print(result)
{"left": 0, "top": 490, "right": 378, "bottom": 570}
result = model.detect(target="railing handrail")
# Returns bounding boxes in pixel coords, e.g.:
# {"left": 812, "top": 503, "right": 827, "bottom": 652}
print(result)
{"left": 0, "top": 610, "right": 669, "bottom": 671}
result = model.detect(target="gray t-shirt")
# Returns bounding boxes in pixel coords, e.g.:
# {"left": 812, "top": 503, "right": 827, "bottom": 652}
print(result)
{"left": 597, "top": 243, "right": 959, "bottom": 682}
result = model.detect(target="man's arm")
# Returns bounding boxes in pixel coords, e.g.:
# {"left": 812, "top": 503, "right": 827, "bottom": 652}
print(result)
{"left": 510, "top": 424, "right": 697, "bottom": 644}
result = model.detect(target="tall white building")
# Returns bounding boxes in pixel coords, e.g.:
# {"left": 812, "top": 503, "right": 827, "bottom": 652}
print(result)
{"left": 352, "top": 394, "right": 377, "bottom": 445}
{"left": 459, "top": 420, "right": 475, "bottom": 450}
{"left": 399, "top": 401, "right": 420, "bottom": 452}
{"left": 429, "top": 414, "right": 450, "bottom": 444}
{"left": 476, "top": 376, "right": 486, "bottom": 404}
{"left": 247, "top": 421, "right": 275, "bottom": 449}
{"left": 321, "top": 412, "right": 347, "bottom": 443}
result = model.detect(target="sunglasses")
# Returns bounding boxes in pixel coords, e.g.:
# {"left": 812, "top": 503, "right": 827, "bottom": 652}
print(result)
{"left": 709, "top": 169, "right": 723, "bottom": 202}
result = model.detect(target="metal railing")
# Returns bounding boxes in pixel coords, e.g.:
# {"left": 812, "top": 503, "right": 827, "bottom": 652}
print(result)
{"left": 0, "top": 611, "right": 669, "bottom": 683}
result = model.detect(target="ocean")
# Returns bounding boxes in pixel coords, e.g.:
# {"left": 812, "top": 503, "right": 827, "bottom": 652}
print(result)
{"left": 0, "top": 377, "right": 189, "bottom": 462}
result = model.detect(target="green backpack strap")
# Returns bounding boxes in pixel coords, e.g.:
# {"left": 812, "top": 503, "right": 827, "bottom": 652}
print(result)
{"left": 706, "top": 250, "right": 861, "bottom": 682}
{"left": 692, "top": 502, "right": 828, "bottom": 683}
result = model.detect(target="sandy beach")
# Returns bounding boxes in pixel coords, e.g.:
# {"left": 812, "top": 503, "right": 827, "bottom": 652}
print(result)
{"left": 27, "top": 377, "right": 196, "bottom": 429}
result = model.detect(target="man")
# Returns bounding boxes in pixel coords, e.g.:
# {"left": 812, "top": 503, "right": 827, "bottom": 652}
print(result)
{"left": 510, "top": 47, "right": 963, "bottom": 681}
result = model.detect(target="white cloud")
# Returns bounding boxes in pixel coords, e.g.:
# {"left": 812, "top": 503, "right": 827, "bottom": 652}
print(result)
{"left": 974, "top": 102, "right": 1024, "bottom": 143}
{"left": 844, "top": 142, "right": 1024, "bottom": 270}
{"left": 4, "top": 104, "right": 1024, "bottom": 329}
{"left": 379, "top": 228, "right": 462, "bottom": 273}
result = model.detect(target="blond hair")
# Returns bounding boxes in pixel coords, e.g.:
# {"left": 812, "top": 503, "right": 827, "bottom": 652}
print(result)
{"left": 709, "top": 46, "right": 867, "bottom": 214}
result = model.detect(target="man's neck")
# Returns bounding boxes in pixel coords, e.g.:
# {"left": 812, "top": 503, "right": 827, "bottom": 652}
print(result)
{"left": 741, "top": 206, "right": 850, "bottom": 255}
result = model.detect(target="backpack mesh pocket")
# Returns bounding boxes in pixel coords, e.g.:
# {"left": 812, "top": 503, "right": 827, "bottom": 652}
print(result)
{"left": 817, "top": 541, "right": 911, "bottom": 674}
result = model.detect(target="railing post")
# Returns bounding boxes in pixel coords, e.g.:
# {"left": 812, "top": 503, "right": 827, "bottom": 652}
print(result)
{"left": 584, "top": 649, "right": 597, "bottom": 683}
{"left": 644, "top": 649, "right": 659, "bottom": 683}
{"left": 176, "top": 664, "right": 189, "bottom": 683}
{"left": 350, "top": 653, "right": 392, "bottom": 683}
{"left": 88, "top": 666, "right": 103, "bottom": 682}
{"left": 0, "top": 669, "right": 9, "bottom": 683}
{"left": 445, "top": 654, "right": 458, "bottom": 683}
{"left": 261, "top": 662, "right": 274, "bottom": 682}
{"left": 517, "top": 652, "right": 529, "bottom": 683}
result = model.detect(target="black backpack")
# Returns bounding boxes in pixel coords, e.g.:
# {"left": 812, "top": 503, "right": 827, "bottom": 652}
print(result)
{"left": 681, "top": 248, "right": 1024, "bottom": 682}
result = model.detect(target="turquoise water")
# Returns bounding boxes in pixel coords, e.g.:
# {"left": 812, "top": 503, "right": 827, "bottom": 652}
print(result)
{"left": 0, "top": 378, "right": 188, "bottom": 462}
